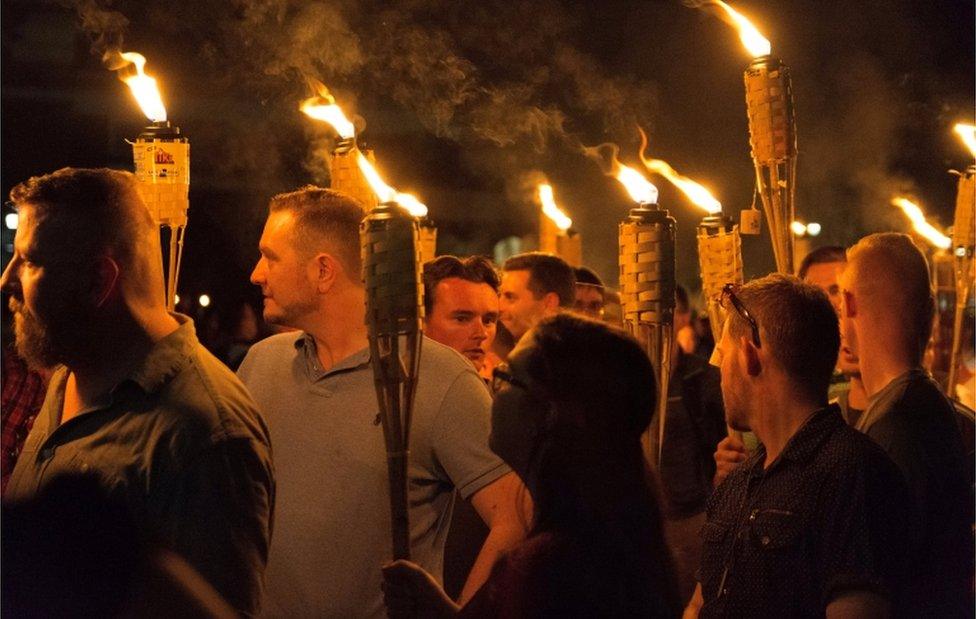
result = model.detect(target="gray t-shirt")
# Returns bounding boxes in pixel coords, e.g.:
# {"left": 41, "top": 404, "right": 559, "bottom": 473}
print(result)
{"left": 237, "top": 333, "right": 508, "bottom": 618}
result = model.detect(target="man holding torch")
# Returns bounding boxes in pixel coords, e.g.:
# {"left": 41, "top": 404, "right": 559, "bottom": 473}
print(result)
{"left": 238, "top": 187, "right": 526, "bottom": 617}
{"left": 1, "top": 168, "right": 274, "bottom": 617}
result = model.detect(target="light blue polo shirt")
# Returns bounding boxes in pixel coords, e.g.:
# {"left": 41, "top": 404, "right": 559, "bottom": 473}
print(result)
{"left": 238, "top": 333, "right": 507, "bottom": 618}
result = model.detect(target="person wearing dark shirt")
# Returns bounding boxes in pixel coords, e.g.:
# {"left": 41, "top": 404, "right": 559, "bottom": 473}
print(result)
{"left": 0, "top": 168, "right": 274, "bottom": 616}
{"left": 382, "top": 313, "right": 682, "bottom": 618}
{"left": 840, "top": 232, "right": 973, "bottom": 616}
{"left": 686, "top": 274, "right": 913, "bottom": 618}
{"left": 654, "top": 285, "right": 726, "bottom": 602}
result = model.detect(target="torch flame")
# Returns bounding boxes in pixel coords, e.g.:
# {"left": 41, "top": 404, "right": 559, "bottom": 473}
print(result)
{"left": 357, "top": 154, "right": 428, "bottom": 218}
{"left": 953, "top": 123, "right": 976, "bottom": 159}
{"left": 638, "top": 129, "right": 721, "bottom": 214}
{"left": 300, "top": 81, "right": 356, "bottom": 140}
{"left": 707, "top": 1, "right": 771, "bottom": 58}
{"left": 615, "top": 163, "right": 659, "bottom": 205}
{"left": 106, "top": 51, "right": 167, "bottom": 122}
{"left": 891, "top": 197, "right": 951, "bottom": 250}
{"left": 538, "top": 184, "right": 572, "bottom": 231}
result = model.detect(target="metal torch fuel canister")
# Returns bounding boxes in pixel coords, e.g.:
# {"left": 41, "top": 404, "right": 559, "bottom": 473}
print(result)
{"left": 131, "top": 120, "right": 189, "bottom": 310}
{"left": 619, "top": 202, "right": 676, "bottom": 467}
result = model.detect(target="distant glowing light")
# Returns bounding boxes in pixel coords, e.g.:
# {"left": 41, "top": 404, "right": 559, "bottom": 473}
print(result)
{"left": 538, "top": 184, "right": 572, "bottom": 231}
{"left": 806, "top": 222, "right": 821, "bottom": 237}
{"left": 198, "top": 294, "right": 211, "bottom": 308}
{"left": 4, "top": 213, "right": 18, "bottom": 230}
{"left": 790, "top": 221, "right": 807, "bottom": 236}
{"left": 174, "top": 294, "right": 181, "bottom": 305}
{"left": 891, "top": 198, "right": 951, "bottom": 249}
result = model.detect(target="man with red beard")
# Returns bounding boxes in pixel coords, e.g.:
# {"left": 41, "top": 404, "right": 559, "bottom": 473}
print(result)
{"left": 0, "top": 168, "right": 273, "bottom": 616}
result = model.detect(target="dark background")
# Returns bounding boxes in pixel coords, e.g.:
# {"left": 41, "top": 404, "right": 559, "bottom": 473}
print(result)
{"left": 2, "top": 0, "right": 973, "bottom": 322}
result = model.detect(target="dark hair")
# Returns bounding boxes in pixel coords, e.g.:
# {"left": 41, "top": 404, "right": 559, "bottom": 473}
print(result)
{"left": 517, "top": 313, "right": 681, "bottom": 616}
{"left": 728, "top": 274, "right": 839, "bottom": 403}
{"left": 797, "top": 245, "right": 846, "bottom": 280}
{"left": 503, "top": 252, "right": 576, "bottom": 307}
{"left": 675, "top": 284, "right": 690, "bottom": 315}
{"left": 9, "top": 167, "right": 153, "bottom": 269}
{"left": 573, "top": 266, "right": 604, "bottom": 289}
{"left": 422, "top": 255, "right": 500, "bottom": 314}
{"left": 268, "top": 186, "right": 365, "bottom": 277}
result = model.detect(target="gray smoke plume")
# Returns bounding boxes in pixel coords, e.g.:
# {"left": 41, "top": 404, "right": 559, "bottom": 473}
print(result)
{"left": 61, "top": 0, "right": 128, "bottom": 55}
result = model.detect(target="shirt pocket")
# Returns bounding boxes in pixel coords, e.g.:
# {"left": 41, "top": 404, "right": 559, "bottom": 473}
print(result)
{"left": 749, "top": 508, "right": 803, "bottom": 550}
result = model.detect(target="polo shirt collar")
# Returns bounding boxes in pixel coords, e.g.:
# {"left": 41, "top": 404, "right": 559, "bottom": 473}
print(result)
{"left": 747, "top": 404, "right": 843, "bottom": 478}
{"left": 296, "top": 333, "right": 371, "bottom": 377}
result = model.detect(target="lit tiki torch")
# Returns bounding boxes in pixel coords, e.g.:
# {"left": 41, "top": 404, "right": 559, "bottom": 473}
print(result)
{"left": 637, "top": 143, "right": 734, "bottom": 347}
{"left": 537, "top": 183, "right": 582, "bottom": 266}
{"left": 106, "top": 51, "right": 187, "bottom": 310}
{"left": 689, "top": 1, "right": 797, "bottom": 274}
{"left": 301, "top": 82, "right": 425, "bottom": 559}
{"left": 639, "top": 147, "right": 744, "bottom": 439}
{"left": 301, "top": 82, "right": 437, "bottom": 264}
{"left": 947, "top": 124, "right": 976, "bottom": 397}
{"left": 610, "top": 159, "right": 675, "bottom": 466}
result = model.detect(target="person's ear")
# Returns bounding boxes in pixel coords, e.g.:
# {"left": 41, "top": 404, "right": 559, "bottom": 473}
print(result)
{"left": 312, "top": 253, "right": 340, "bottom": 293}
{"left": 541, "top": 291, "right": 560, "bottom": 312}
{"left": 91, "top": 255, "right": 121, "bottom": 308}
{"left": 741, "top": 336, "right": 762, "bottom": 377}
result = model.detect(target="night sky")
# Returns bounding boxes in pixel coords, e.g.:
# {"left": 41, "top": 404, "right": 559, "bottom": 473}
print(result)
{"left": 2, "top": 0, "right": 973, "bottom": 319}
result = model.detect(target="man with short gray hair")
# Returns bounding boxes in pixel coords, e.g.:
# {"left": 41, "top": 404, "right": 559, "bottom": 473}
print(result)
{"left": 238, "top": 187, "right": 527, "bottom": 617}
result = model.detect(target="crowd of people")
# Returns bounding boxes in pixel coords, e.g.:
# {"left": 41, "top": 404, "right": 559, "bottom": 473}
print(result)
{"left": 0, "top": 167, "right": 973, "bottom": 618}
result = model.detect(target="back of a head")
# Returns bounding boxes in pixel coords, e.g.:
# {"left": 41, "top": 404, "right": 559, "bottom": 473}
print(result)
{"left": 526, "top": 313, "right": 655, "bottom": 449}
{"left": 729, "top": 274, "right": 840, "bottom": 403}
{"left": 797, "top": 245, "right": 846, "bottom": 280}
{"left": 503, "top": 252, "right": 576, "bottom": 307}
{"left": 9, "top": 167, "right": 161, "bottom": 300}
{"left": 268, "top": 186, "right": 366, "bottom": 281}
{"left": 573, "top": 266, "right": 604, "bottom": 290}
{"left": 846, "top": 233, "right": 933, "bottom": 363}
{"left": 422, "top": 255, "right": 500, "bottom": 314}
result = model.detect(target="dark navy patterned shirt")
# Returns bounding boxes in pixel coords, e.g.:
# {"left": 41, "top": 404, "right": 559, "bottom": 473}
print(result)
{"left": 698, "top": 405, "right": 913, "bottom": 618}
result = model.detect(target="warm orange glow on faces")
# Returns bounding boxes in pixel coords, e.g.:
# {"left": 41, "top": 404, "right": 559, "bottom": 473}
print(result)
{"left": 953, "top": 123, "right": 976, "bottom": 158}
{"left": 891, "top": 197, "right": 951, "bottom": 249}
{"left": 711, "top": 1, "right": 771, "bottom": 58}
{"left": 300, "top": 81, "right": 356, "bottom": 140}
{"left": 538, "top": 184, "right": 572, "bottom": 231}
{"left": 106, "top": 51, "right": 167, "bottom": 122}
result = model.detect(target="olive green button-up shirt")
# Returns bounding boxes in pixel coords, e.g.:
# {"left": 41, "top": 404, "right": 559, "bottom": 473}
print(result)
{"left": 6, "top": 316, "right": 274, "bottom": 617}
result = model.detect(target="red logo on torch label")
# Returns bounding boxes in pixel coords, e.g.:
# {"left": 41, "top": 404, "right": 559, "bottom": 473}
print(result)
{"left": 155, "top": 147, "right": 175, "bottom": 165}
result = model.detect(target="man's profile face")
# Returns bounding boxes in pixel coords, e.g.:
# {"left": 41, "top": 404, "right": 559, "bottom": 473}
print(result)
{"left": 499, "top": 270, "right": 548, "bottom": 342}
{"left": 717, "top": 322, "right": 750, "bottom": 432}
{"left": 836, "top": 265, "right": 861, "bottom": 374}
{"left": 803, "top": 261, "right": 844, "bottom": 314}
{"left": 805, "top": 259, "right": 860, "bottom": 376}
{"left": 573, "top": 284, "right": 604, "bottom": 319}
{"left": 0, "top": 206, "right": 88, "bottom": 368}
{"left": 425, "top": 277, "right": 499, "bottom": 371}
{"left": 250, "top": 210, "right": 318, "bottom": 329}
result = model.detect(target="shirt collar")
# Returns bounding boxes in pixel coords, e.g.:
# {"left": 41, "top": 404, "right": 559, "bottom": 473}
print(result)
{"left": 126, "top": 313, "right": 198, "bottom": 394}
{"left": 777, "top": 404, "right": 844, "bottom": 464}
{"left": 296, "top": 333, "right": 371, "bottom": 377}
